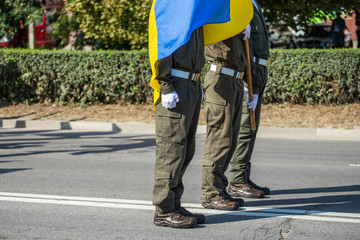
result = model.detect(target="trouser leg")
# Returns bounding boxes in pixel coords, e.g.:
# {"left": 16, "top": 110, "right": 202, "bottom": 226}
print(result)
{"left": 173, "top": 88, "right": 201, "bottom": 207}
{"left": 201, "top": 71, "right": 243, "bottom": 202}
{"left": 221, "top": 85, "right": 243, "bottom": 189}
{"left": 230, "top": 66, "right": 267, "bottom": 183}
{"left": 153, "top": 78, "right": 201, "bottom": 212}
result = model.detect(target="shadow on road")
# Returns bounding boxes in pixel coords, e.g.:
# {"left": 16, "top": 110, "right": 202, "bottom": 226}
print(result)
{"left": 1, "top": 129, "right": 359, "bottom": 223}
{"left": 0, "top": 160, "right": 32, "bottom": 175}
{"left": 0, "top": 129, "right": 119, "bottom": 138}
{"left": 243, "top": 185, "right": 360, "bottom": 213}
{"left": 203, "top": 185, "right": 360, "bottom": 224}
{"left": 270, "top": 185, "right": 360, "bottom": 195}
{"left": 0, "top": 168, "right": 32, "bottom": 175}
{"left": 204, "top": 214, "right": 264, "bottom": 225}
{"left": 0, "top": 129, "right": 155, "bottom": 157}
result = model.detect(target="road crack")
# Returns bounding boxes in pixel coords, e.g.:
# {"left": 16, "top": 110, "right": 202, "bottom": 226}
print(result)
{"left": 279, "top": 218, "right": 293, "bottom": 239}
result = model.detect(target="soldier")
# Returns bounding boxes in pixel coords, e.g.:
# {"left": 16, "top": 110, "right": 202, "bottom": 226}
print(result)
{"left": 331, "top": 12, "right": 348, "bottom": 48}
{"left": 201, "top": 25, "right": 255, "bottom": 210}
{"left": 152, "top": 26, "right": 206, "bottom": 228}
{"left": 229, "top": 0, "right": 271, "bottom": 199}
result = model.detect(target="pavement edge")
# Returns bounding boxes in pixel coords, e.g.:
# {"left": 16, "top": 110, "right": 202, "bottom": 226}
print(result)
{"left": 0, "top": 119, "right": 359, "bottom": 140}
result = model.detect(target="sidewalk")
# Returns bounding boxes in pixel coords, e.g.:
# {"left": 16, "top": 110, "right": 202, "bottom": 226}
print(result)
{"left": 1, "top": 118, "right": 359, "bottom": 140}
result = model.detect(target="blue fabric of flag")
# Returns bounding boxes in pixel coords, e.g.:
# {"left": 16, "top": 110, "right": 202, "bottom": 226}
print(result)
{"left": 154, "top": 0, "right": 230, "bottom": 60}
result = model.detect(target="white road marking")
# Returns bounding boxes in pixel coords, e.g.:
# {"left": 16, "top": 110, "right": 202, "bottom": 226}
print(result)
{"left": 349, "top": 164, "right": 360, "bottom": 167}
{"left": 1, "top": 192, "right": 360, "bottom": 224}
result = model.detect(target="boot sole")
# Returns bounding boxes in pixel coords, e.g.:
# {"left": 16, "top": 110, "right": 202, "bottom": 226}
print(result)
{"left": 153, "top": 220, "right": 196, "bottom": 229}
{"left": 253, "top": 188, "right": 270, "bottom": 195}
{"left": 229, "top": 192, "right": 264, "bottom": 199}
{"left": 201, "top": 203, "right": 239, "bottom": 211}
{"left": 196, "top": 218, "right": 206, "bottom": 224}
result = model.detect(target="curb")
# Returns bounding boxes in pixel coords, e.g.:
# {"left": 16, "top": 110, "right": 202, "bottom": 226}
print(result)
{"left": 1, "top": 119, "right": 359, "bottom": 140}
{"left": 0, "top": 119, "right": 153, "bottom": 133}
{"left": 257, "top": 127, "right": 360, "bottom": 140}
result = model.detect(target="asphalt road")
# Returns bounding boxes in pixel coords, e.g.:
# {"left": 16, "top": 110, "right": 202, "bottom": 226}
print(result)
{"left": 1, "top": 129, "right": 359, "bottom": 239}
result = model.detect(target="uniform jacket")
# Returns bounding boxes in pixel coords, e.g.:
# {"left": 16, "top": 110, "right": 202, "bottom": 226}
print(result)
{"left": 249, "top": 0, "right": 270, "bottom": 60}
{"left": 205, "top": 31, "right": 261, "bottom": 94}
{"left": 205, "top": 33, "right": 247, "bottom": 71}
{"left": 156, "top": 27, "right": 205, "bottom": 94}
{"left": 246, "top": 0, "right": 270, "bottom": 94}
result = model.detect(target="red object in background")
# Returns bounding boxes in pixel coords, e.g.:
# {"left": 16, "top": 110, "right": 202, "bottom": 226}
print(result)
{"left": 0, "top": 0, "right": 64, "bottom": 48}
{"left": 326, "top": 12, "right": 357, "bottom": 41}
{"left": 35, "top": 12, "right": 47, "bottom": 48}
{"left": 345, "top": 11, "right": 357, "bottom": 41}
{"left": 0, "top": 13, "right": 47, "bottom": 48}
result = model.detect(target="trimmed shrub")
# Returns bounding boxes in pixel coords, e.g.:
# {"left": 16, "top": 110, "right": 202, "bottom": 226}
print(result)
{"left": 0, "top": 48, "right": 359, "bottom": 105}
{"left": 266, "top": 49, "right": 360, "bottom": 104}
{"left": 0, "top": 49, "right": 152, "bottom": 105}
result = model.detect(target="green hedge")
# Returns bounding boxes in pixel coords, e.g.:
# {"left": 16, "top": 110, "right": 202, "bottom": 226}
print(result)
{"left": 265, "top": 49, "right": 360, "bottom": 104}
{"left": 0, "top": 49, "right": 152, "bottom": 105}
{"left": 0, "top": 48, "right": 359, "bottom": 105}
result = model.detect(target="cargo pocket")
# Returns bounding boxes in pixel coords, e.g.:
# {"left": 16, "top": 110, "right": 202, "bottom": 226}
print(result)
{"left": 204, "top": 101, "right": 226, "bottom": 129}
{"left": 155, "top": 104, "right": 182, "bottom": 143}
{"left": 204, "top": 72, "right": 227, "bottom": 106}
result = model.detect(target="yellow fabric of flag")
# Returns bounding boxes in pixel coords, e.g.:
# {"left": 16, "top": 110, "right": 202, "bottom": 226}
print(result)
{"left": 149, "top": 0, "right": 253, "bottom": 107}
{"left": 203, "top": 0, "right": 253, "bottom": 46}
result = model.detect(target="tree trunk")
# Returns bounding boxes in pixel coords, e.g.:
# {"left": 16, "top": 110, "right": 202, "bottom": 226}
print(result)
{"left": 28, "top": 22, "right": 35, "bottom": 49}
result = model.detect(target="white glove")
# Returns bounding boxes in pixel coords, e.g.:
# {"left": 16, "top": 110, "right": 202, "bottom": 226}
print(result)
{"left": 247, "top": 94, "right": 259, "bottom": 110}
{"left": 244, "top": 87, "right": 259, "bottom": 110}
{"left": 242, "top": 24, "right": 251, "bottom": 40}
{"left": 161, "top": 91, "right": 179, "bottom": 109}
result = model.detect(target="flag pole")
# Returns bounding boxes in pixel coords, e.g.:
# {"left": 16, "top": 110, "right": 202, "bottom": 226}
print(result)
{"left": 244, "top": 38, "right": 256, "bottom": 131}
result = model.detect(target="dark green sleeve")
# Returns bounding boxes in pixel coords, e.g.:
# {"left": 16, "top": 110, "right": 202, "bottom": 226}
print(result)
{"left": 248, "top": 38, "right": 260, "bottom": 95}
{"left": 250, "top": 60, "right": 260, "bottom": 95}
{"left": 156, "top": 55, "right": 175, "bottom": 94}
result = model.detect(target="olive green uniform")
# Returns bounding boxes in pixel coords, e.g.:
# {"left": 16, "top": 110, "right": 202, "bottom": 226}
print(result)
{"left": 201, "top": 33, "right": 256, "bottom": 202}
{"left": 230, "top": 1, "right": 270, "bottom": 184}
{"left": 153, "top": 27, "right": 204, "bottom": 213}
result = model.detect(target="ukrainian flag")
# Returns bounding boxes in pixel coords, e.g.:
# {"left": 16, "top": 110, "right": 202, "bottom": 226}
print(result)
{"left": 149, "top": 0, "right": 253, "bottom": 106}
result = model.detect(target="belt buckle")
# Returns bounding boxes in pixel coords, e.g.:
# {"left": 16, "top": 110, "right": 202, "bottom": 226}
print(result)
{"left": 192, "top": 73, "right": 200, "bottom": 81}
{"left": 240, "top": 72, "right": 244, "bottom": 79}
{"left": 235, "top": 71, "right": 244, "bottom": 79}
{"left": 265, "top": 60, "right": 269, "bottom": 67}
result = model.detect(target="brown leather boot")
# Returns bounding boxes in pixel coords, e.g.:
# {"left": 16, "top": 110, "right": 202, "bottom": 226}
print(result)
{"left": 224, "top": 192, "right": 245, "bottom": 207}
{"left": 228, "top": 182, "right": 265, "bottom": 198}
{"left": 175, "top": 206, "right": 206, "bottom": 224}
{"left": 202, "top": 197, "right": 239, "bottom": 211}
{"left": 153, "top": 210, "right": 197, "bottom": 228}
{"left": 249, "top": 180, "right": 270, "bottom": 195}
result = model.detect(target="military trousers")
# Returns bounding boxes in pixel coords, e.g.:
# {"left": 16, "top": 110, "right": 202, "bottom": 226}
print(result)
{"left": 230, "top": 65, "right": 268, "bottom": 184}
{"left": 201, "top": 67, "right": 244, "bottom": 202}
{"left": 153, "top": 76, "right": 202, "bottom": 213}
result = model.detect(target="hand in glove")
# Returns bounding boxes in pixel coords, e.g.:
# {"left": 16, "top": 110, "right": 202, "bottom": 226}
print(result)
{"left": 244, "top": 87, "right": 259, "bottom": 110}
{"left": 161, "top": 91, "right": 179, "bottom": 109}
{"left": 247, "top": 94, "right": 259, "bottom": 110}
{"left": 242, "top": 24, "right": 251, "bottom": 40}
